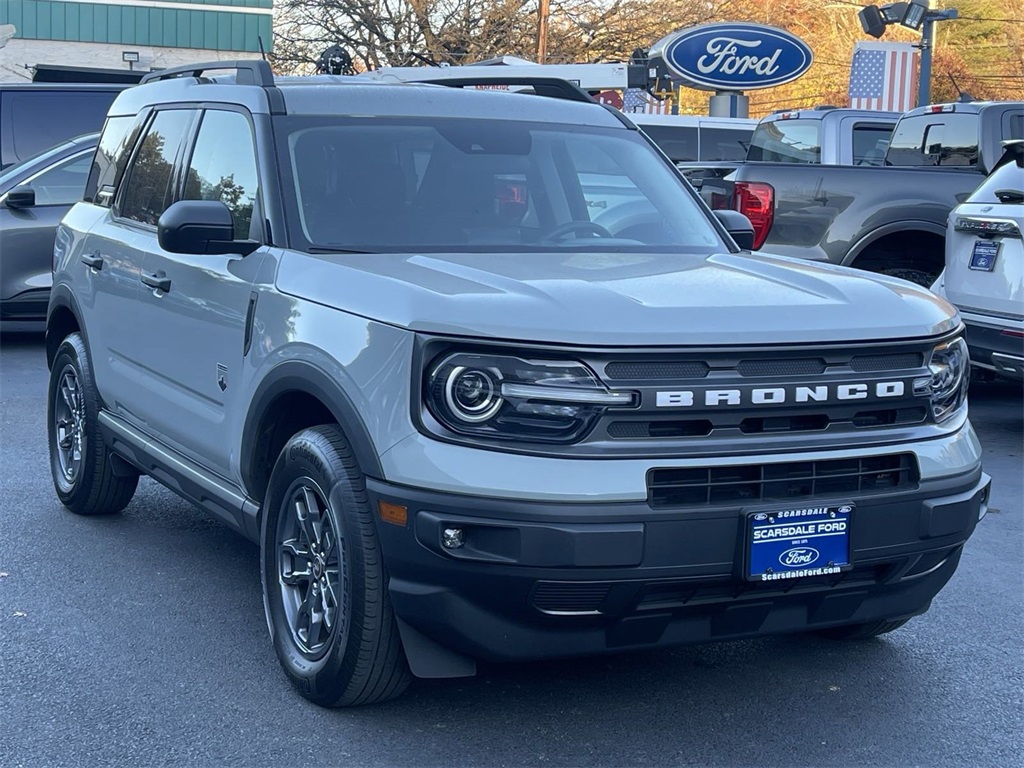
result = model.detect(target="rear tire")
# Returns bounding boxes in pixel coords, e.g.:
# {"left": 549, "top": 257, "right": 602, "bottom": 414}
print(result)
{"left": 815, "top": 618, "right": 911, "bottom": 640}
{"left": 879, "top": 267, "right": 937, "bottom": 288}
{"left": 47, "top": 332, "right": 138, "bottom": 516}
{"left": 261, "top": 425, "right": 410, "bottom": 707}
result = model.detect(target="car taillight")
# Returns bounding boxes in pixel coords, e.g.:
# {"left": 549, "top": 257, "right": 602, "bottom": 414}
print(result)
{"left": 734, "top": 182, "right": 774, "bottom": 250}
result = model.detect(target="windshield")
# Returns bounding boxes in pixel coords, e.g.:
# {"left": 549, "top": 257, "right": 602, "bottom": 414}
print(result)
{"left": 747, "top": 119, "right": 822, "bottom": 163}
{"left": 276, "top": 117, "right": 726, "bottom": 253}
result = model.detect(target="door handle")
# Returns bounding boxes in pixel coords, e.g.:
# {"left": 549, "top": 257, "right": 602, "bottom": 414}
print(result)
{"left": 141, "top": 271, "right": 171, "bottom": 292}
{"left": 81, "top": 253, "right": 104, "bottom": 270}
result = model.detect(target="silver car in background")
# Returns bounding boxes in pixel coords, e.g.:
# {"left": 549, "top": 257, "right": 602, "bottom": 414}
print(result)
{"left": 941, "top": 140, "right": 1024, "bottom": 380}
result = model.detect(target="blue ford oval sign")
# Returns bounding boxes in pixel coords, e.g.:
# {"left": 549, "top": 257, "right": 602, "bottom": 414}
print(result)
{"left": 651, "top": 23, "right": 813, "bottom": 91}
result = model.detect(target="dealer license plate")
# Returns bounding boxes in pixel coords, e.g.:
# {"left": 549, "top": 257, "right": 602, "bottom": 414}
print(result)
{"left": 969, "top": 240, "right": 999, "bottom": 271}
{"left": 746, "top": 504, "right": 853, "bottom": 582}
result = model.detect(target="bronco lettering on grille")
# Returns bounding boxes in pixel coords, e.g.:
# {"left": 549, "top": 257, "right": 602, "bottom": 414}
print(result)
{"left": 655, "top": 381, "right": 906, "bottom": 408}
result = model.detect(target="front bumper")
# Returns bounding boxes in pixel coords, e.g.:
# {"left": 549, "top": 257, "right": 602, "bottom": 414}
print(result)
{"left": 369, "top": 467, "right": 990, "bottom": 673}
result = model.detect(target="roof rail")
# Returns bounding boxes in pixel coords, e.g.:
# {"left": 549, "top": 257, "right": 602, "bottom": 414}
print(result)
{"left": 140, "top": 60, "right": 275, "bottom": 87}
{"left": 414, "top": 76, "right": 596, "bottom": 105}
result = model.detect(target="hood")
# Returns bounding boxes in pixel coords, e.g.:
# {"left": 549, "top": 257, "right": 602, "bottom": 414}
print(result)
{"left": 275, "top": 249, "right": 959, "bottom": 346}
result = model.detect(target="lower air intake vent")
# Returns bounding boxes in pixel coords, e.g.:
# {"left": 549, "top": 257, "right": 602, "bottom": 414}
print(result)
{"left": 647, "top": 453, "right": 918, "bottom": 508}
{"left": 532, "top": 582, "right": 610, "bottom": 614}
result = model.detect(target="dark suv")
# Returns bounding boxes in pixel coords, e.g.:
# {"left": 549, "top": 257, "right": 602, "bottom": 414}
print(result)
{"left": 47, "top": 61, "right": 989, "bottom": 707}
{"left": 0, "top": 82, "right": 125, "bottom": 169}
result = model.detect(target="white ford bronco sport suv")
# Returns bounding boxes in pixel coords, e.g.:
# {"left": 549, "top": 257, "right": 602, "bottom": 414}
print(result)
{"left": 47, "top": 61, "right": 991, "bottom": 707}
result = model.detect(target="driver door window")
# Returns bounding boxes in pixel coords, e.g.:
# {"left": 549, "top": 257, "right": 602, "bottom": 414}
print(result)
{"left": 183, "top": 109, "right": 261, "bottom": 240}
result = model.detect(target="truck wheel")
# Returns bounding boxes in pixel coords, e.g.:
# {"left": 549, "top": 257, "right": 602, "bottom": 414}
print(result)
{"left": 261, "top": 425, "right": 410, "bottom": 707}
{"left": 815, "top": 618, "right": 910, "bottom": 640}
{"left": 879, "top": 267, "right": 937, "bottom": 288}
{"left": 47, "top": 332, "right": 139, "bottom": 516}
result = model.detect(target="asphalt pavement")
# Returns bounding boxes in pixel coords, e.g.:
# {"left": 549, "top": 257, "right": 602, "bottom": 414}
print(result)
{"left": 1, "top": 331, "right": 1021, "bottom": 767}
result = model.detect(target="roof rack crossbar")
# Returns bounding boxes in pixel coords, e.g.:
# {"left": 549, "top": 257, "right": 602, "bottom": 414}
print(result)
{"left": 140, "top": 60, "right": 275, "bottom": 87}
{"left": 418, "top": 77, "right": 596, "bottom": 105}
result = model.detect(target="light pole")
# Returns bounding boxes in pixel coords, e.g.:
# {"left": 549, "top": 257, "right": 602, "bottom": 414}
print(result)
{"left": 858, "top": 2, "right": 959, "bottom": 107}
{"left": 916, "top": 8, "right": 958, "bottom": 106}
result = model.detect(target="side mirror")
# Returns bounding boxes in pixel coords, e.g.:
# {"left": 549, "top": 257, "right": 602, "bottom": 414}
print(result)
{"left": 4, "top": 187, "right": 36, "bottom": 209}
{"left": 157, "top": 200, "right": 258, "bottom": 256}
{"left": 713, "top": 209, "right": 755, "bottom": 251}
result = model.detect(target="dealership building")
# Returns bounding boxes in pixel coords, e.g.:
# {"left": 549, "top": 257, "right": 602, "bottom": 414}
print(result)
{"left": 0, "top": 0, "right": 272, "bottom": 82}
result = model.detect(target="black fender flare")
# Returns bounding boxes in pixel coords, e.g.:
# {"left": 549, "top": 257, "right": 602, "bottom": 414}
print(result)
{"left": 45, "top": 284, "right": 90, "bottom": 369}
{"left": 240, "top": 360, "right": 385, "bottom": 496}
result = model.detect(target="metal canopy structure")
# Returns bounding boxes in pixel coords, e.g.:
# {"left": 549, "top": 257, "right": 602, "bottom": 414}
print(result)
{"left": 359, "top": 62, "right": 649, "bottom": 92}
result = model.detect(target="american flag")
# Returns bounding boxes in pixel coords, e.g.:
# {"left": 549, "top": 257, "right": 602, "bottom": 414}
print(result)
{"left": 848, "top": 43, "right": 919, "bottom": 111}
{"left": 623, "top": 88, "right": 672, "bottom": 115}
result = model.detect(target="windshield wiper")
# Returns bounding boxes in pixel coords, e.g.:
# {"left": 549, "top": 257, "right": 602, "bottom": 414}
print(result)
{"left": 306, "top": 245, "right": 379, "bottom": 254}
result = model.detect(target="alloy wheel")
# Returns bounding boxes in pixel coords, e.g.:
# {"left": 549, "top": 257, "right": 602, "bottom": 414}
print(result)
{"left": 277, "top": 479, "right": 345, "bottom": 658}
{"left": 53, "top": 366, "right": 85, "bottom": 488}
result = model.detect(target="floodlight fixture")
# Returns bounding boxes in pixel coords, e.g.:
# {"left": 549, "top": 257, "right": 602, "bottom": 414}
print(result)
{"left": 858, "top": 5, "right": 887, "bottom": 37}
{"left": 900, "top": 1, "right": 929, "bottom": 30}
{"left": 879, "top": 2, "right": 908, "bottom": 23}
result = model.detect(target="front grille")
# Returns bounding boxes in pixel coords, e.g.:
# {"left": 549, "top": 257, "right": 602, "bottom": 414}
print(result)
{"left": 604, "top": 361, "right": 709, "bottom": 380}
{"left": 583, "top": 342, "right": 938, "bottom": 447}
{"left": 607, "top": 407, "right": 926, "bottom": 440}
{"left": 532, "top": 582, "right": 610, "bottom": 614}
{"left": 850, "top": 352, "right": 924, "bottom": 371}
{"left": 608, "top": 419, "right": 713, "bottom": 438}
{"left": 736, "top": 358, "right": 826, "bottom": 376}
{"left": 647, "top": 453, "right": 918, "bottom": 508}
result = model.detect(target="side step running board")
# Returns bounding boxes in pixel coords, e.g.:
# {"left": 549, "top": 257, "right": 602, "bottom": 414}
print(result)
{"left": 97, "top": 411, "right": 261, "bottom": 541}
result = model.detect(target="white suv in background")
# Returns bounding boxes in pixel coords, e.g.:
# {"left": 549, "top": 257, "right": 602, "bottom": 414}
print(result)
{"left": 941, "top": 140, "right": 1024, "bottom": 380}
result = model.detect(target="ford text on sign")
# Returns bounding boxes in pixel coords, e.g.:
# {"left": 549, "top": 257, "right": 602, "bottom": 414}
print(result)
{"left": 651, "top": 23, "right": 814, "bottom": 90}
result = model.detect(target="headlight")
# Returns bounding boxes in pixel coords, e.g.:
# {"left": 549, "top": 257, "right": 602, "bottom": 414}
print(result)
{"left": 914, "top": 337, "right": 969, "bottom": 423}
{"left": 426, "top": 352, "right": 635, "bottom": 443}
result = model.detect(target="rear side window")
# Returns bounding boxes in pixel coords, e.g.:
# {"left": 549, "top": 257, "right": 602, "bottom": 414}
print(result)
{"left": 886, "top": 114, "right": 980, "bottom": 167}
{"left": 698, "top": 127, "right": 750, "bottom": 161}
{"left": 747, "top": 119, "right": 821, "bottom": 163}
{"left": 637, "top": 125, "right": 698, "bottom": 162}
{"left": 4, "top": 90, "right": 119, "bottom": 166}
{"left": 1006, "top": 112, "right": 1023, "bottom": 141}
{"left": 852, "top": 124, "right": 893, "bottom": 166}
{"left": 183, "top": 110, "right": 261, "bottom": 239}
{"left": 85, "top": 115, "right": 138, "bottom": 206}
{"left": 969, "top": 154, "right": 1024, "bottom": 204}
{"left": 117, "top": 110, "right": 193, "bottom": 226}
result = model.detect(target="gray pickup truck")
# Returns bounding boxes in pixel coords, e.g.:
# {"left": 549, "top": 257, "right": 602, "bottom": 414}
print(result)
{"left": 730, "top": 101, "right": 1024, "bottom": 285}
{"left": 680, "top": 107, "right": 900, "bottom": 207}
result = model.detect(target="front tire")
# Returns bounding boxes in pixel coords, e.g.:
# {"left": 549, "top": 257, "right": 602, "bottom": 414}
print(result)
{"left": 261, "top": 425, "right": 410, "bottom": 707}
{"left": 47, "top": 332, "right": 138, "bottom": 515}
